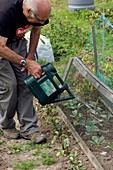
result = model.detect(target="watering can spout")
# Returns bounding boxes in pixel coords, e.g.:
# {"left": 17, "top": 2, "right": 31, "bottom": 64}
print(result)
{"left": 24, "top": 63, "right": 75, "bottom": 105}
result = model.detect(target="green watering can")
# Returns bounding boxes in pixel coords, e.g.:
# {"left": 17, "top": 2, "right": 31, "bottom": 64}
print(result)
{"left": 24, "top": 63, "right": 75, "bottom": 105}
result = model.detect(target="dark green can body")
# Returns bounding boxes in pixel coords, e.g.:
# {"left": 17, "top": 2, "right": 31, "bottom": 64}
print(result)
{"left": 24, "top": 63, "right": 74, "bottom": 105}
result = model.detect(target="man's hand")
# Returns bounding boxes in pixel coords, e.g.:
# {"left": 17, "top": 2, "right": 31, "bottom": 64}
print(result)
{"left": 22, "top": 59, "right": 42, "bottom": 79}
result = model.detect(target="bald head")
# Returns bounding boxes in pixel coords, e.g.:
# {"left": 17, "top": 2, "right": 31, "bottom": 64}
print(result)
{"left": 23, "top": 0, "right": 51, "bottom": 23}
{"left": 37, "top": 0, "right": 51, "bottom": 19}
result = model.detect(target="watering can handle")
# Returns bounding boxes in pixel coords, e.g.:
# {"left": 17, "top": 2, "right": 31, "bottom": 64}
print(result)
{"left": 53, "top": 83, "right": 75, "bottom": 103}
{"left": 41, "top": 63, "right": 56, "bottom": 73}
{"left": 53, "top": 95, "right": 75, "bottom": 103}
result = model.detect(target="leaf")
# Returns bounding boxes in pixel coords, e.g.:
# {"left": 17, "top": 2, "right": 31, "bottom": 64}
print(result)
{"left": 99, "top": 136, "right": 105, "bottom": 142}
{"left": 92, "top": 136, "right": 99, "bottom": 143}
{"left": 56, "top": 152, "right": 61, "bottom": 157}
{"left": 73, "top": 120, "right": 79, "bottom": 126}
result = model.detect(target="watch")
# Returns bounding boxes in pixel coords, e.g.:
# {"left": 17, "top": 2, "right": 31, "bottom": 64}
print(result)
{"left": 20, "top": 58, "right": 26, "bottom": 67}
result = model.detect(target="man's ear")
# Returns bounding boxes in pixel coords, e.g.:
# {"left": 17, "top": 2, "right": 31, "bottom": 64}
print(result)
{"left": 26, "top": 8, "right": 34, "bottom": 18}
{"left": 28, "top": 9, "right": 35, "bottom": 18}
{"left": 22, "top": 1, "right": 31, "bottom": 17}
{"left": 27, "top": 9, "right": 31, "bottom": 14}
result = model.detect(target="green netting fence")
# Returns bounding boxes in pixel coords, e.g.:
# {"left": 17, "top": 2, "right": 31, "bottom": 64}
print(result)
{"left": 87, "top": 13, "right": 113, "bottom": 89}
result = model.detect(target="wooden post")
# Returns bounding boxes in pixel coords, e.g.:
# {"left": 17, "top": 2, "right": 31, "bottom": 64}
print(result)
{"left": 92, "top": 26, "right": 99, "bottom": 76}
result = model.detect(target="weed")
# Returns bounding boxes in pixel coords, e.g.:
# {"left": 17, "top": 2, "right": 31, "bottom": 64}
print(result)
{"left": 0, "top": 129, "right": 3, "bottom": 136}
{"left": 14, "top": 160, "right": 39, "bottom": 170}
{"left": 33, "top": 146, "right": 56, "bottom": 166}
{"left": 9, "top": 142, "right": 35, "bottom": 153}
{"left": 40, "top": 151, "right": 56, "bottom": 165}
{"left": 33, "top": 144, "right": 44, "bottom": 157}
{"left": 42, "top": 156, "right": 56, "bottom": 165}
{"left": 0, "top": 140, "right": 5, "bottom": 145}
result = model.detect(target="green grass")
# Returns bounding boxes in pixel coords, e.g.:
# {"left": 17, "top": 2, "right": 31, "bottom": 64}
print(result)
{"left": 47, "top": 1, "right": 113, "bottom": 56}
{"left": 42, "top": 156, "right": 56, "bottom": 165}
{"left": 12, "top": 143, "right": 56, "bottom": 169}
{"left": 41, "top": 151, "right": 56, "bottom": 166}
{"left": 95, "top": 0, "right": 113, "bottom": 9}
{"left": 14, "top": 160, "right": 39, "bottom": 170}
{"left": 8, "top": 142, "right": 36, "bottom": 153}
{"left": 33, "top": 146, "right": 56, "bottom": 165}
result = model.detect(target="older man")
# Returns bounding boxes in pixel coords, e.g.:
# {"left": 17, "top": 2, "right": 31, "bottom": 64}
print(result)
{"left": 0, "top": 0, "right": 51, "bottom": 144}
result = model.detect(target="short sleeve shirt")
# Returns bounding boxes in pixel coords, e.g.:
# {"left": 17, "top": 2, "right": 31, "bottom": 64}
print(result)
{"left": 0, "top": 0, "right": 49, "bottom": 39}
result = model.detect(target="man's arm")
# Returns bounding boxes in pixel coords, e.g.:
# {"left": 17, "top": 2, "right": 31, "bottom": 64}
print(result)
{"left": 0, "top": 35, "right": 42, "bottom": 78}
{"left": 0, "top": 35, "right": 24, "bottom": 64}
{"left": 27, "top": 26, "right": 41, "bottom": 60}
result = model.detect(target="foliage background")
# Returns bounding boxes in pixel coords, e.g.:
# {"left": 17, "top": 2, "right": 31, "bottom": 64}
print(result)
{"left": 41, "top": 0, "right": 113, "bottom": 87}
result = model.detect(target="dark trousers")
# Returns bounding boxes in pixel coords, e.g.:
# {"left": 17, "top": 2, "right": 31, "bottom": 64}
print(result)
{"left": 0, "top": 38, "right": 38, "bottom": 135}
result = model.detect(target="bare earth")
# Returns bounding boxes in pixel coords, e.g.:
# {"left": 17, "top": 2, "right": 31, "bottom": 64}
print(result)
{"left": 0, "top": 100, "right": 95, "bottom": 170}
{"left": 1, "top": 99, "right": 113, "bottom": 170}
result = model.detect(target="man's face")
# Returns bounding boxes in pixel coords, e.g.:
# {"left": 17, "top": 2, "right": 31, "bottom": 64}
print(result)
{"left": 25, "top": 10, "right": 47, "bottom": 24}
{"left": 22, "top": 0, "right": 51, "bottom": 25}
{"left": 23, "top": 2, "right": 49, "bottom": 25}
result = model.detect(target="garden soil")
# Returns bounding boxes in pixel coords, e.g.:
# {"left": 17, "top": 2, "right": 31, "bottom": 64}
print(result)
{"left": 0, "top": 99, "right": 95, "bottom": 170}
{"left": 59, "top": 102, "right": 113, "bottom": 170}
{"left": 1, "top": 98, "right": 113, "bottom": 170}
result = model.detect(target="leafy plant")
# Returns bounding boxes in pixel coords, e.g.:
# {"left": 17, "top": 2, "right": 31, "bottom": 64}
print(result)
{"left": 71, "top": 110, "right": 82, "bottom": 126}
{"left": 100, "top": 112, "right": 113, "bottom": 121}
{"left": 89, "top": 136, "right": 105, "bottom": 146}
{"left": 69, "top": 150, "right": 88, "bottom": 170}
{"left": 56, "top": 146, "right": 68, "bottom": 157}
{"left": 85, "top": 125, "right": 100, "bottom": 136}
